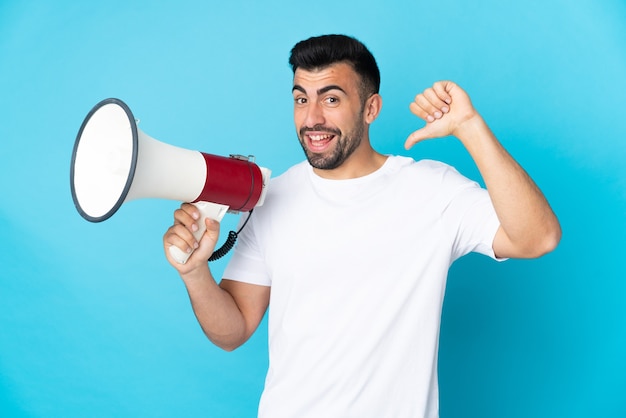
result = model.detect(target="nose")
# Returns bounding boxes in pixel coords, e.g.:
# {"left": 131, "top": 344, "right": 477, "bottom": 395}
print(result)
{"left": 303, "top": 101, "right": 325, "bottom": 128}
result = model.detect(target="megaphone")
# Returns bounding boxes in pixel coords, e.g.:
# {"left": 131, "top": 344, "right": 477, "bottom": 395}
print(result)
{"left": 70, "top": 98, "right": 271, "bottom": 264}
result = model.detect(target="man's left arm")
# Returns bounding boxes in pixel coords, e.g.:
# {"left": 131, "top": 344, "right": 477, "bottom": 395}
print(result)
{"left": 405, "top": 81, "right": 561, "bottom": 259}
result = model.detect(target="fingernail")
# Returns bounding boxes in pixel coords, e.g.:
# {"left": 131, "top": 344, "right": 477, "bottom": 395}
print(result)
{"left": 427, "top": 115, "right": 435, "bottom": 122}
{"left": 441, "top": 106, "right": 449, "bottom": 113}
{"left": 445, "top": 98, "right": 451, "bottom": 104}
{"left": 192, "top": 212, "right": 199, "bottom": 220}
{"left": 193, "top": 242, "right": 199, "bottom": 249}
{"left": 191, "top": 223, "right": 198, "bottom": 232}
{"left": 434, "top": 111, "right": 442, "bottom": 119}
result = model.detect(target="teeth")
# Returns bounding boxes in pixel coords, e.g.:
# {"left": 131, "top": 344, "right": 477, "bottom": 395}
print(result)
{"left": 309, "top": 134, "right": 332, "bottom": 141}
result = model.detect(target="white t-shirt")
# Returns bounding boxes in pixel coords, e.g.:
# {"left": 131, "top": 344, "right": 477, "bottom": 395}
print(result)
{"left": 223, "top": 156, "right": 502, "bottom": 418}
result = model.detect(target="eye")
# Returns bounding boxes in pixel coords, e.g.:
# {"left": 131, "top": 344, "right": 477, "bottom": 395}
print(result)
{"left": 294, "top": 96, "right": 307, "bottom": 105}
{"left": 324, "top": 96, "right": 339, "bottom": 105}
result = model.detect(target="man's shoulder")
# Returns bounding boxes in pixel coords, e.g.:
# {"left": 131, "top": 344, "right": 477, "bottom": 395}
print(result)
{"left": 384, "top": 155, "right": 481, "bottom": 197}
{"left": 387, "top": 155, "right": 459, "bottom": 176}
{"left": 260, "top": 161, "right": 310, "bottom": 202}
{"left": 270, "top": 160, "right": 309, "bottom": 184}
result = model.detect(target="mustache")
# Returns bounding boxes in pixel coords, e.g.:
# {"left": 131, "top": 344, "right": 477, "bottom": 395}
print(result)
{"left": 300, "top": 125, "right": 341, "bottom": 137}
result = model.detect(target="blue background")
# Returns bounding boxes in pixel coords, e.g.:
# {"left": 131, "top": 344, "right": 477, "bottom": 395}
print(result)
{"left": 1, "top": 0, "right": 625, "bottom": 417}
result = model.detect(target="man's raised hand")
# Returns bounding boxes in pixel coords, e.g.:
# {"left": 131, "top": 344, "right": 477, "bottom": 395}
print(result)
{"left": 404, "top": 81, "right": 479, "bottom": 149}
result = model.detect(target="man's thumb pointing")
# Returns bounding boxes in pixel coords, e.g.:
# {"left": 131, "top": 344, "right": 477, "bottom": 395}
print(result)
{"left": 404, "top": 127, "right": 430, "bottom": 150}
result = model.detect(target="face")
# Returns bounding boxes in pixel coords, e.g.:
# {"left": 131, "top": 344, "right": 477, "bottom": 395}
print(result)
{"left": 292, "top": 63, "right": 368, "bottom": 171}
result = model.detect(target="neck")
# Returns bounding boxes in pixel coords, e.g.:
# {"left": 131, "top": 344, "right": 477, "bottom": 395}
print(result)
{"left": 313, "top": 143, "right": 387, "bottom": 180}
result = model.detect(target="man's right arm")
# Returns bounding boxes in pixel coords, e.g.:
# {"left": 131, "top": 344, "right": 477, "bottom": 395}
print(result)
{"left": 163, "top": 203, "right": 270, "bottom": 351}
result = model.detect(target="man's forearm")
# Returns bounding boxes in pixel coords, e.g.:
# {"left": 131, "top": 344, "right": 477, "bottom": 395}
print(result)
{"left": 181, "top": 267, "right": 249, "bottom": 351}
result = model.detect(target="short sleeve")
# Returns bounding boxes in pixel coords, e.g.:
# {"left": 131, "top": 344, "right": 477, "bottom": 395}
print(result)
{"left": 222, "top": 212, "right": 272, "bottom": 286}
{"left": 441, "top": 177, "right": 505, "bottom": 262}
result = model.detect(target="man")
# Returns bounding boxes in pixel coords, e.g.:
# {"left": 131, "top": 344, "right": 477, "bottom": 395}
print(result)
{"left": 163, "top": 34, "right": 561, "bottom": 418}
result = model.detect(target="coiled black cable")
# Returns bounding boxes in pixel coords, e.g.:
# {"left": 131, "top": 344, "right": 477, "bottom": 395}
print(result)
{"left": 208, "top": 209, "right": 254, "bottom": 262}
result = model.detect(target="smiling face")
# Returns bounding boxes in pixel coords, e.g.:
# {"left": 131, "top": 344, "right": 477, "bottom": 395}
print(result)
{"left": 292, "top": 62, "right": 381, "bottom": 178}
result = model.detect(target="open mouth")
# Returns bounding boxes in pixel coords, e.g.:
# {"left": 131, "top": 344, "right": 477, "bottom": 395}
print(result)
{"left": 307, "top": 134, "right": 335, "bottom": 151}
{"left": 302, "top": 129, "right": 339, "bottom": 153}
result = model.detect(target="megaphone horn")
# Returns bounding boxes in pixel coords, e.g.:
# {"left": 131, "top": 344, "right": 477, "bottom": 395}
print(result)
{"left": 70, "top": 98, "right": 271, "bottom": 263}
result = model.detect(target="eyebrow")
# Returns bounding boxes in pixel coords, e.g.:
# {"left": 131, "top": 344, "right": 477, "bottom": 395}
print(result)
{"left": 292, "top": 84, "right": 347, "bottom": 95}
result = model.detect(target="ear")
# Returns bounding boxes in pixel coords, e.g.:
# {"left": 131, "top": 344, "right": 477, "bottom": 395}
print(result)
{"left": 364, "top": 93, "right": 382, "bottom": 124}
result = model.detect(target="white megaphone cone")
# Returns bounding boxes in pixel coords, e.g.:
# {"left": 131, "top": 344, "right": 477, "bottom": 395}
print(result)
{"left": 70, "top": 98, "right": 271, "bottom": 264}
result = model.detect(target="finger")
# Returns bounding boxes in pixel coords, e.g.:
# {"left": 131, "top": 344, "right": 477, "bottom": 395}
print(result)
{"left": 200, "top": 217, "right": 220, "bottom": 245}
{"left": 412, "top": 91, "right": 440, "bottom": 121}
{"left": 409, "top": 98, "right": 437, "bottom": 123}
{"left": 410, "top": 87, "right": 450, "bottom": 122}
{"left": 432, "top": 81, "right": 453, "bottom": 106}
{"left": 173, "top": 206, "right": 200, "bottom": 234}
{"left": 164, "top": 224, "right": 199, "bottom": 255}
{"left": 173, "top": 203, "right": 199, "bottom": 223}
{"left": 191, "top": 218, "right": 221, "bottom": 261}
{"left": 404, "top": 125, "right": 437, "bottom": 149}
{"left": 423, "top": 87, "right": 450, "bottom": 119}
{"left": 180, "top": 202, "right": 199, "bottom": 218}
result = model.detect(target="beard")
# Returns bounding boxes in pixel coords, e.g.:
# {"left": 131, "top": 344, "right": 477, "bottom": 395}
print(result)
{"left": 298, "top": 113, "right": 366, "bottom": 171}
